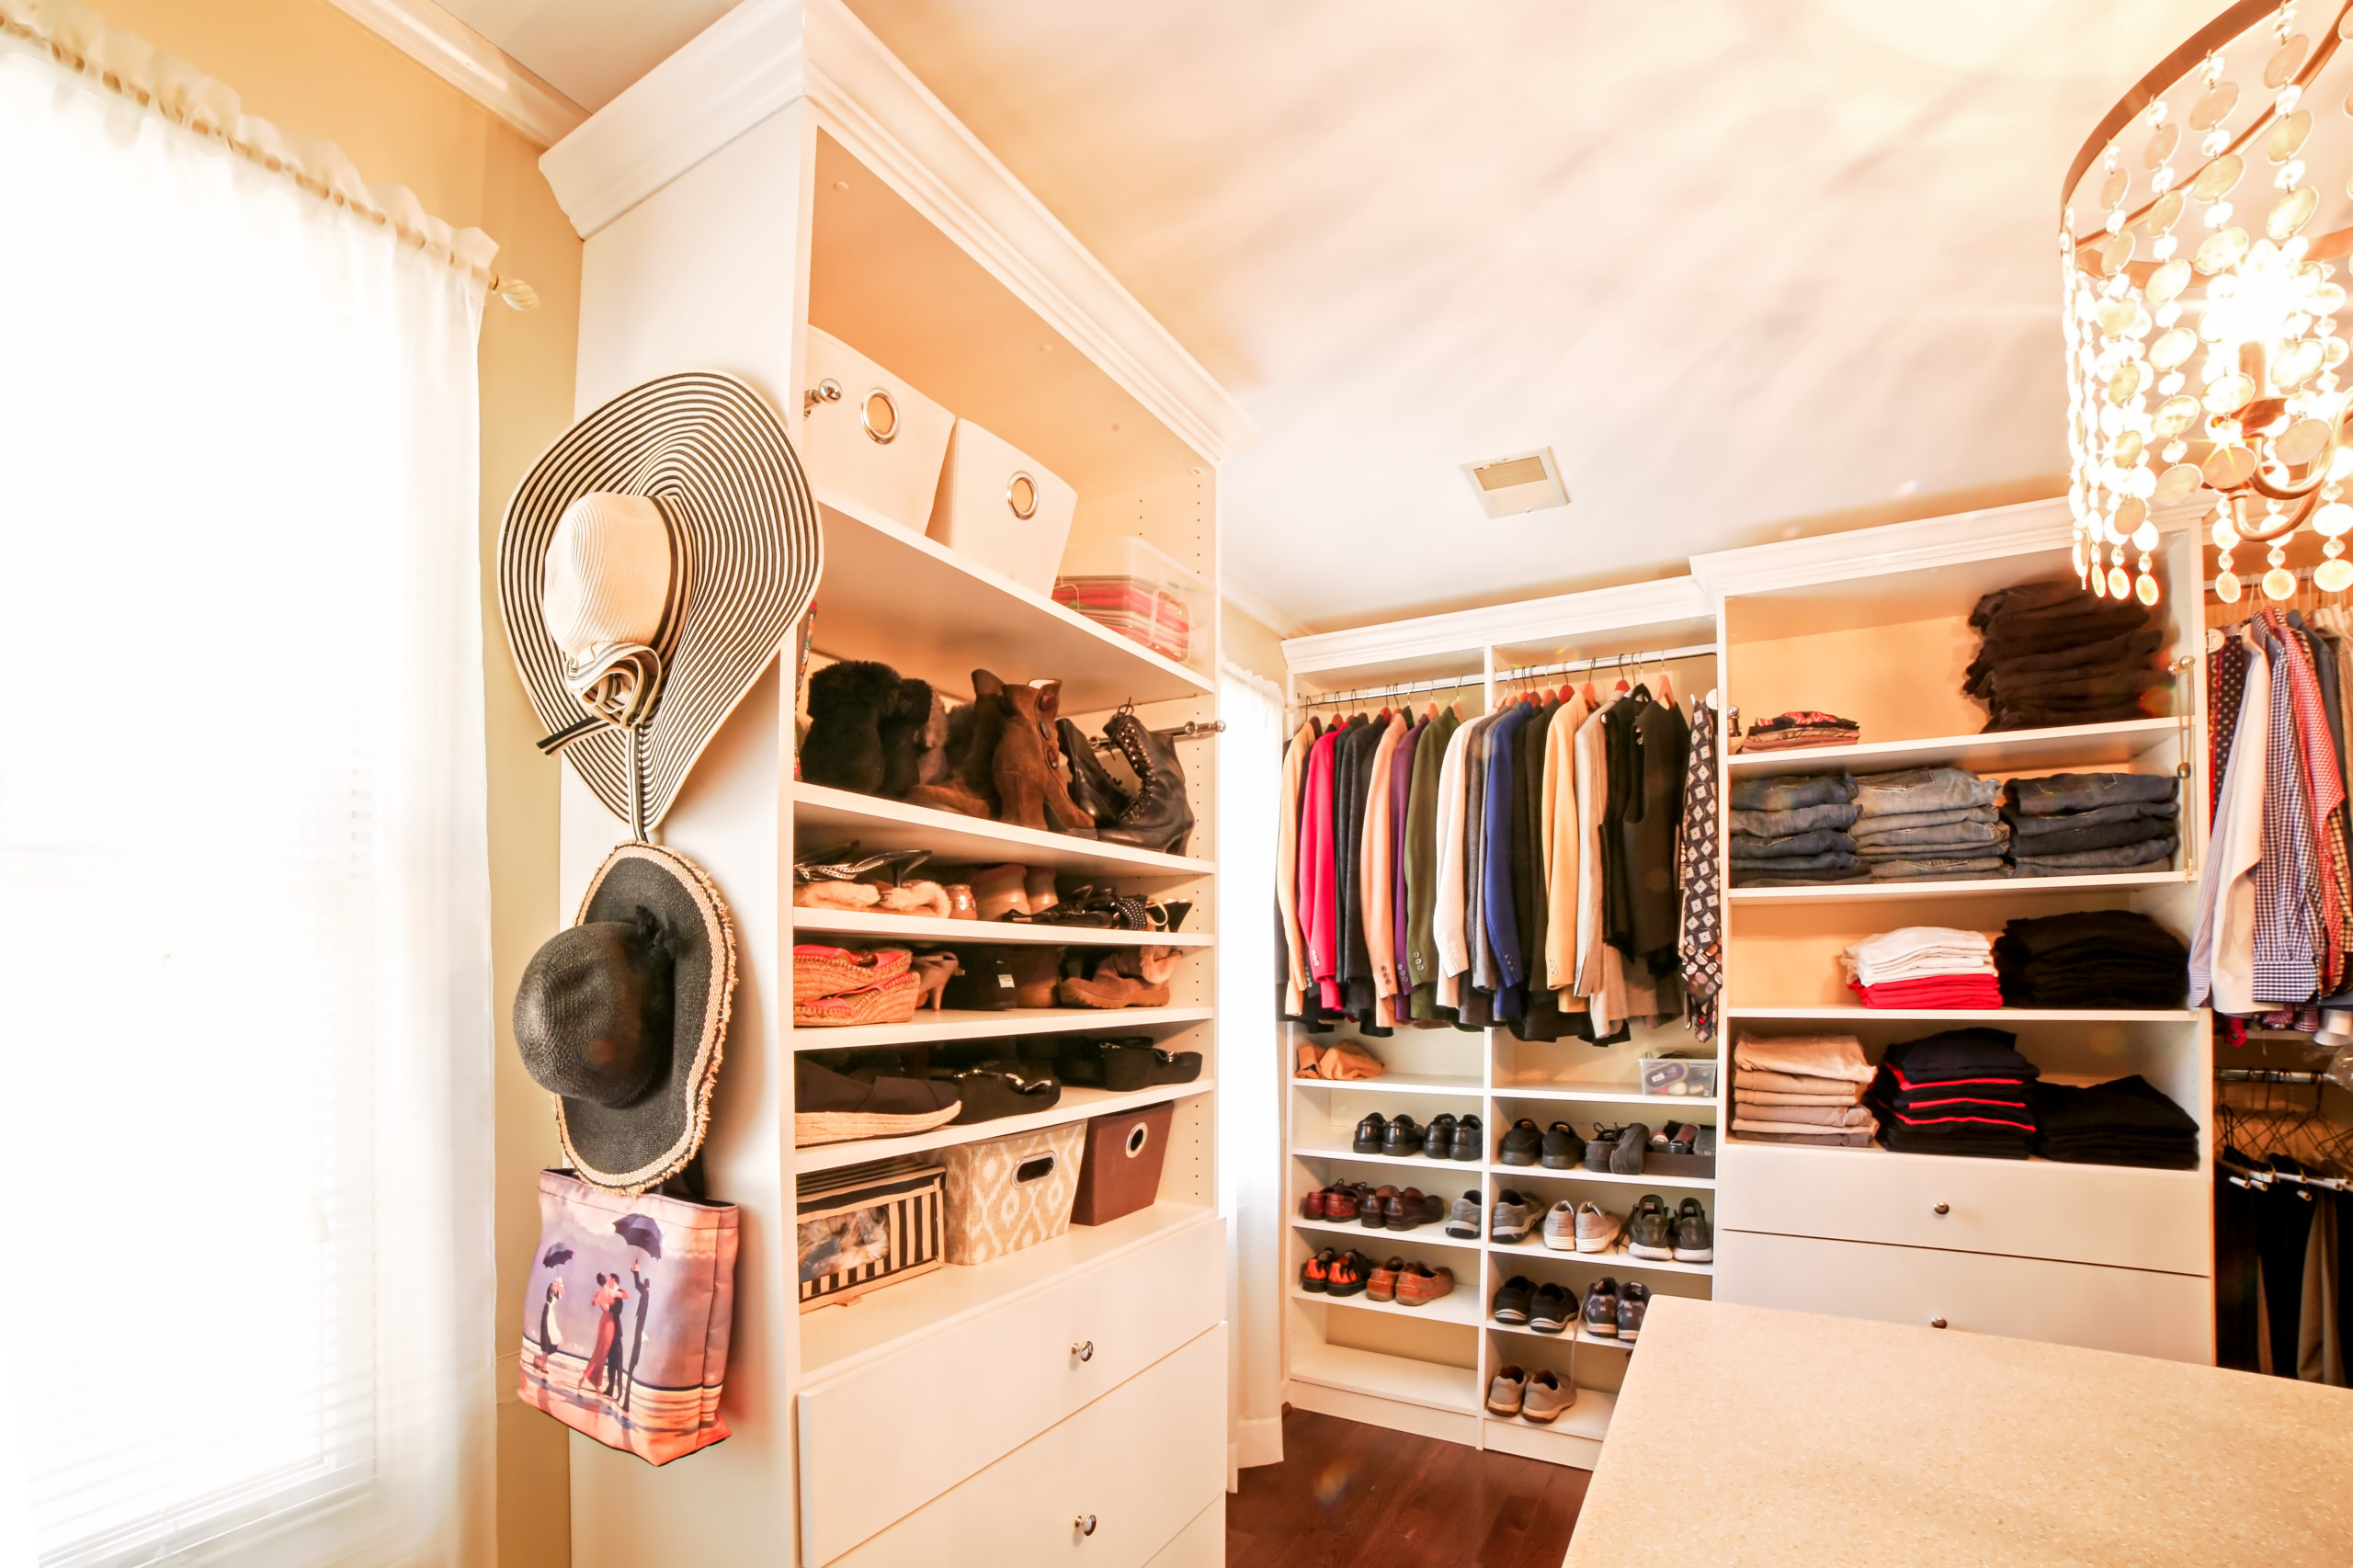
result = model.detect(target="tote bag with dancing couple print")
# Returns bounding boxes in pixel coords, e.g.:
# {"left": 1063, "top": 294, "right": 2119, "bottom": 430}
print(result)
{"left": 519, "top": 1170, "right": 739, "bottom": 1464}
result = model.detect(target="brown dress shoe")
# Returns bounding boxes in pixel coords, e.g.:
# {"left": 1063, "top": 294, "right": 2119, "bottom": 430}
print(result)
{"left": 1384, "top": 1187, "right": 1427, "bottom": 1232}
{"left": 1395, "top": 1264, "right": 1455, "bottom": 1308}
{"left": 1363, "top": 1186, "right": 1398, "bottom": 1229}
{"left": 1365, "top": 1257, "right": 1403, "bottom": 1302}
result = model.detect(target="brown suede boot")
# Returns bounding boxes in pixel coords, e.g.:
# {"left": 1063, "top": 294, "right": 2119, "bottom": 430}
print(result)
{"left": 906, "top": 671, "right": 1007, "bottom": 818}
{"left": 1005, "top": 945, "right": 1067, "bottom": 1008}
{"left": 994, "top": 682, "right": 1095, "bottom": 832}
{"left": 1056, "top": 972, "right": 1172, "bottom": 1008}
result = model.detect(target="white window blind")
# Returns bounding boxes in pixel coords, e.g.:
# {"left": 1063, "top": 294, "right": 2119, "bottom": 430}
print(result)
{"left": 0, "top": 26, "right": 494, "bottom": 1568}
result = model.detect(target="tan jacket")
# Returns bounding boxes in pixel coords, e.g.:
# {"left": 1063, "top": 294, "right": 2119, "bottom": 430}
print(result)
{"left": 1278, "top": 718, "right": 1315, "bottom": 1014}
{"left": 1541, "top": 692, "right": 1589, "bottom": 997}
{"left": 1360, "top": 711, "right": 1408, "bottom": 1026}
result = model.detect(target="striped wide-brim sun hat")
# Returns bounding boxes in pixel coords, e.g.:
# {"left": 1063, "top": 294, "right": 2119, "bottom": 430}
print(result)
{"left": 499, "top": 372, "right": 821, "bottom": 835}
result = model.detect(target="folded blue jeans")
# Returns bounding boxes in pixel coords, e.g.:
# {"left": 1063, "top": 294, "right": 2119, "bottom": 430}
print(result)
{"left": 1730, "top": 850, "right": 1860, "bottom": 875}
{"left": 2005, "top": 800, "right": 2178, "bottom": 838}
{"left": 1729, "top": 828, "right": 1856, "bottom": 860}
{"left": 1728, "top": 772, "right": 1858, "bottom": 812}
{"left": 1853, "top": 821, "right": 2012, "bottom": 852}
{"left": 1852, "top": 767, "right": 2000, "bottom": 815}
{"left": 2006, "top": 772, "right": 2179, "bottom": 815}
{"left": 2009, "top": 836, "right": 2179, "bottom": 875}
{"left": 1868, "top": 858, "right": 2007, "bottom": 880}
{"left": 1727, "top": 801, "right": 1861, "bottom": 836}
{"left": 1851, "top": 804, "right": 2000, "bottom": 835}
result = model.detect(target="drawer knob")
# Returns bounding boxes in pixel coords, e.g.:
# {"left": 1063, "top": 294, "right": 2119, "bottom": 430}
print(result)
{"left": 1072, "top": 1340, "right": 1095, "bottom": 1362}
{"left": 1933, "top": 1202, "right": 1950, "bottom": 1216}
{"left": 1931, "top": 1317, "right": 1949, "bottom": 1329}
{"left": 1074, "top": 1514, "right": 1097, "bottom": 1538}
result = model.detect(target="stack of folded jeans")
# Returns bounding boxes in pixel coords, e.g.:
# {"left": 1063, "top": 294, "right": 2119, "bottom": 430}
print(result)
{"left": 2032, "top": 1074, "right": 2200, "bottom": 1168}
{"left": 1849, "top": 767, "right": 2007, "bottom": 881}
{"left": 2000, "top": 772, "right": 2180, "bottom": 877}
{"left": 1741, "top": 710, "right": 1861, "bottom": 753}
{"left": 1731, "top": 1032, "right": 1878, "bottom": 1146}
{"left": 1839, "top": 926, "right": 2002, "bottom": 1007}
{"left": 1964, "top": 580, "right": 2171, "bottom": 732}
{"left": 1869, "top": 1028, "right": 2039, "bottom": 1158}
{"left": 1727, "top": 771, "right": 1863, "bottom": 886}
{"left": 1992, "top": 909, "right": 2189, "bottom": 1007}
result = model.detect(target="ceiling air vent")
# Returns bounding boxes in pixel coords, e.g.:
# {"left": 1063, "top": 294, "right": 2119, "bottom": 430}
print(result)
{"left": 1463, "top": 448, "right": 1569, "bottom": 518}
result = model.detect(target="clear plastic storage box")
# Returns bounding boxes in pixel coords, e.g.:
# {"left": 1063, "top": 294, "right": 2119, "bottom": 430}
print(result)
{"left": 1052, "top": 535, "right": 1209, "bottom": 669}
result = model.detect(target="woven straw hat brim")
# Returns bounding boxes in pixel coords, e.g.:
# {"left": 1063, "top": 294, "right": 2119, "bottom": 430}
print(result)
{"left": 554, "top": 842, "right": 737, "bottom": 1194}
{"left": 499, "top": 372, "right": 821, "bottom": 835}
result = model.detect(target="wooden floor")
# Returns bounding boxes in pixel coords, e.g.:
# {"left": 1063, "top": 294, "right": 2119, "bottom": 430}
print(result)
{"left": 1226, "top": 1409, "right": 1588, "bottom": 1568}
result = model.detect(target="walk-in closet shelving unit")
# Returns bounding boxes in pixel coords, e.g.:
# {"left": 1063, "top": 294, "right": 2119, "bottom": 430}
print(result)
{"left": 1279, "top": 578, "right": 1725, "bottom": 1471}
{"left": 540, "top": 4, "right": 1254, "bottom": 1563}
{"left": 1689, "top": 499, "right": 2215, "bottom": 1363}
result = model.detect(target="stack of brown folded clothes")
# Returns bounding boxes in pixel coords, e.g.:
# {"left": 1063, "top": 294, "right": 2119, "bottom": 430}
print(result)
{"left": 1867, "top": 1028, "right": 2039, "bottom": 1159}
{"left": 1731, "top": 1033, "right": 1879, "bottom": 1146}
{"left": 1741, "top": 710, "right": 1861, "bottom": 753}
{"left": 1963, "top": 580, "right": 2171, "bottom": 733}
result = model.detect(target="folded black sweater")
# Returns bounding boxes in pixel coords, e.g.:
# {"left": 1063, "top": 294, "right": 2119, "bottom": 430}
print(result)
{"left": 1881, "top": 1028, "right": 2040, "bottom": 1082}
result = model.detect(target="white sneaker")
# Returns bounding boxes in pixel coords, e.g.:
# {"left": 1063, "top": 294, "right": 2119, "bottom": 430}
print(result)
{"left": 1574, "top": 1200, "right": 1622, "bottom": 1254}
{"left": 1540, "top": 1199, "right": 1579, "bottom": 1250}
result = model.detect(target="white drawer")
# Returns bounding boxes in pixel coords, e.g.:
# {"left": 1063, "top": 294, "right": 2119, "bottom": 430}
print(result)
{"left": 1718, "top": 1230, "right": 2211, "bottom": 1362}
{"left": 828, "top": 1323, "right": 1227, "bottom": 1568}
{"left": 1718, "top": 1142, "right": 2209, "bottom": 1275}
{"left": 799, "top": 1213, "right": 1223, "bottom": 1565}
{"left": 1142, "top": 1497, "right": 1222, "bottom": 1568}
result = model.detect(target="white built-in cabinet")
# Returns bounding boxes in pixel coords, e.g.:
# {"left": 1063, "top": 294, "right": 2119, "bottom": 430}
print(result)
{"left": 1279, "top": 499, "right": 2217, "bottom": 1469}
{"left": 535, "top": 4, "right": 1252, "bottom": 1562}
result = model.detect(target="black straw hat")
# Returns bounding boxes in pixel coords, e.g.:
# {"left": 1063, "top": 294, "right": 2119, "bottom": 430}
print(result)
{"left": 515, "top": 842, "right": 736, "bottom": 1193}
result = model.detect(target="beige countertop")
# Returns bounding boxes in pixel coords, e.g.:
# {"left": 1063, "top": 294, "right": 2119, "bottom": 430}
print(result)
{"left": 1566, "top": 1297, "right": 2353, "bottom": 1567}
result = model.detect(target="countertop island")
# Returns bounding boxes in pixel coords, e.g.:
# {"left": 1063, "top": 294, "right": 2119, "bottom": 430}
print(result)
{"left": 1566, "top": 1297, "right": 2353, "bottom": 1566}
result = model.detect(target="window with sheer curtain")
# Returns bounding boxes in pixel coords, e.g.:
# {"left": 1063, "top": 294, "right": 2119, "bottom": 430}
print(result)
{"left": 0, "top": 18, "right": 494, "bottom": 1568}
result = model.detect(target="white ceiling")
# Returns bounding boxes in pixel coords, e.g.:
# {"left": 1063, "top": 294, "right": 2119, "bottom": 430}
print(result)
{"left": 448, "top": 0, "right": 2224, "bottom": 634}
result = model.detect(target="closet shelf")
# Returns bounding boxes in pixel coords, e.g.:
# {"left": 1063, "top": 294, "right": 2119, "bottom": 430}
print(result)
{"left": 1288, "top": 1071, "right": 1487, "bottom": 1096}
{"left": 809, "top": 485, "right": 1211, "bottom": 710}
{"left": 793, "top": 907, "right": 1214, "bottom": 948}
{"left": 1289, "top": 1143, "right": 1485, "bottom": 1172}
{"left": 1486, "top": 1237, "right": 1716, "bottom": 1276}
{"left": 1487, "top": 1165, "right": 1716, "bottom": 1190}
{"left": 800, "top": 1202, "right": 1215, "bottom": 1376}
{"left": 792, "top": 782, "right": 1211, "bottom": 881}
{"left": 799, "top": 1006, "right": 1212, "bottom": 1051}
{"left": 794, "top": 1080, "right": 1212, "bottom": 1176}
{"left": 1722, "top": 1135, "right": 2211, "bottom": 1177}
{"left": 1721, "top": 717, "right": 2181, "bottom": 777}
{"left": 1288, "top": 1285, "right": 1483, "bottom": 1328}
{"left": 1727, "top": 869, "right": 2189, "bottom": 903}
{"left": 1486, "top": 1320, "right": 1637, "bottom": 1352}
{"left": 1723, "top": 1006, "right": 2200, "bottom": 1023}
{"left": 1486, "top": 1388, "right": 1615, "bottom": 1447}
{"left": 1491, "top": 1083, "right": 1716, "bottom": 1107}
{"left": 1292, "top": 1219, "right": 1482, "bottom": 1253}
{"left": 1287, "top": 1342, "right": 1480, "bottom": 1415}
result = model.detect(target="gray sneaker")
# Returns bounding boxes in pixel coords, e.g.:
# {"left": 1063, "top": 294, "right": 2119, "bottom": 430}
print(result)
{"left": 1484, "top": 1364, "right": 1528, "bottom": 1416}
{"left": 1521, "top": 1369, "right": 1574, "bottom": 1424}
{"left": 1609, "top": 1121, "right": 1649, "bottom": 1175}
{"left": 1618, "top": 1280, "right": 1651, "bottom": 1340}
{"left": 1674, "top": 1197, "right": 1713, "bottom": 1262}
{"left": 1490, "top": 1189, "right": 1538, "bottom": 1243}
{"left": 1445, "top": 1189, "right": 1484, "bottom": 1239}
{"left": 1574, "top": 1200, "right": 1622, "bottom": 1254}
{"left": 1540, "top": 1199, "right": 1579, "bottom": 1251}
{"left": 1582, "top": 1278, "right": 1620, "bottom": 1337}
{"left": 1627, "top": 1195, "right": 1674, "bottom": 1259}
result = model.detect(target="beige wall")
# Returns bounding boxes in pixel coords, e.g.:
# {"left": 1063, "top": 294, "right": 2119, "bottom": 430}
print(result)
{"left": 94, "top": 2, "right": 581, "bottom": 1562}
{"left": 1222, "top": 597, "right": 1288, "bottom": 689}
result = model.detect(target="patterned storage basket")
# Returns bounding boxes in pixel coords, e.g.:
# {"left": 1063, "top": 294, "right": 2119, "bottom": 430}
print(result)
{"left": 939, "top": 1121, "right": 1086, "bottom": 1265}
{"left": 797, "top": 1157, "right": 945, "bottom": 1311}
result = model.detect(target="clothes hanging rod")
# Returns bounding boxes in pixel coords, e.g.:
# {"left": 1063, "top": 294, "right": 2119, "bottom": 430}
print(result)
{"left": 1294, "top": 672, "right": 1486, "bottom": 709}
{"left": 1492, "top": 642, "right": 1719, "bottom": 682}
{"left": 2218, "top": 1067, "right": 2335, "bottom": 1085}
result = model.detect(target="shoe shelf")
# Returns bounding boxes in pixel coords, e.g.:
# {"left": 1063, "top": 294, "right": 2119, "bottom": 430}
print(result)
{"left": 801, "top": 1201, "right": 1216, "bottom": 1377}
{"left": 1720, "top": 716, "right": 2180, "bottom": 778}
{"left": 1483, "top": 1387, "right": 1616, "bottom": 1450}
{"left": 1491, "top": 1082, "right": 1716, "bottom": 1108}
{"left": 1290, "top": 1143, "right": 1485, "bottom": 1171}
{"left": 1288, "top": 1070, "right": 1486, "bottom": 1096}
{"left": 792, "top": 907, "right": 1215, "bottom": 948}
{"left": 798, "top": 1005, "right": 1213, "bottom": 1051}
{"left": 1486, "top": 1237, "right": 1717, "bottom": 1277}
{"left": 1489, "top": 1165, "right": 1717, "bottom": 1190}
{"left": 1288, "top": 1285, "right": 1481, "bottom": 1329}
{"left": 1727, "top": 869, "right": 2190, "bottom": 903}
{"left": 791, "top": 783, "right": 1211, "bottom": 882}
{"left": 1292, "top": 1218, "right": 1483, "bottom": 1254}
{"left": 1288, "top": 1342, "right": 1480, "bottom": 1416}
{"left": 1722, "top": 1006, "right": 2199, "bottom": 1023}
{"left": 796, "top": 1080, "right": 1215, "bottom": 1176}
{"left": 1486, "top": 1319, "right": 1636, "bottom": 1352}
{"left": 811, "top": 485, "right": 1211, "bottom": 712}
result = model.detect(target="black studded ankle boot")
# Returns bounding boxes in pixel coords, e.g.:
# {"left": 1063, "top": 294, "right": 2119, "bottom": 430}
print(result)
{"left": 1058, "top": 717, "right": 1132, "bottom": 829}
{"left": 1097, "top": 711, "right": 1196, "bottom": 856}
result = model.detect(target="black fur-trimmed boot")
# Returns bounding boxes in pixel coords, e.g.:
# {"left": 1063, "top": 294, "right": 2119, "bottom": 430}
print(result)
{"left": 802, "top": 661, "right": 912, "bottom": 795}
{"left": 1097, "top": 710, "right": 1195, "bottom": 856}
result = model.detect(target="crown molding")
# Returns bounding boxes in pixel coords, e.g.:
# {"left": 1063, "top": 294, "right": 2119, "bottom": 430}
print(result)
{"left": 801, "top": 0, "right": 1256, "bottom": 465}
{"left": 1283, "top": 575, "right": 1709, "bottom": 677}
{"left": 321, "top": 0, "right": 585, "bottom": 148}
{"left": 1688, "top": 497, "right": 2079, "bottom": 598}
{"left": 1221, "top": 579, "right": 1313, "bottom": 642}
{"left": 539, "top": 0, "right": 806, "bottom": 239}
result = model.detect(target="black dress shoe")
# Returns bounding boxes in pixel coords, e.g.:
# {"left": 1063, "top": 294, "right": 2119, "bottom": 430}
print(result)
{"left": 1425, "top": 1113, "right": 1460, "bottom": 1159}
{"left": 1451, "top": 1114, "right": 1483, "bottom": 1162}
{"left": 1498, "top": 1118, "right": 1542, "bottom": 1166}
{"left": 1382, "top": 1114, "right": 1426, "bottom": 1157}
{"left": 1353, "top": 1112, "right": 1389, "bottom": 1153}
{"left": 1540, "top": 1121, "right": 1579, "bottom": 1169}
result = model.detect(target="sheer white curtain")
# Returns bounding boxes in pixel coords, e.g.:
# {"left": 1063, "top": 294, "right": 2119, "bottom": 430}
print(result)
{"left": 1215, "top": 661, "right": 1285, "bottom": 1471}
{"left": 0, "top": 24, "right": 493, "bottom": 1568}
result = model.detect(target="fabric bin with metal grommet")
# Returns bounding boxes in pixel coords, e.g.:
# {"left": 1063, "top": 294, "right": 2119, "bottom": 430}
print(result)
{"left": 801, "top": 327, "right": 954, "bottom": 534}
{"left": 1069, "top": 1101, "right": 1176, "bottom": 1226}
{"left": 927, "top": 416, "right": 1077, "bottom": 595}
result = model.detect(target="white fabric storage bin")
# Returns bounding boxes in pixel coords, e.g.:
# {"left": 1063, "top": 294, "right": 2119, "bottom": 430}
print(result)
{"left": 926, "top": 418, "right": 1077, "bottom": 595}
{"left": 802, "top": 328, "right": 955, "bottom": 534}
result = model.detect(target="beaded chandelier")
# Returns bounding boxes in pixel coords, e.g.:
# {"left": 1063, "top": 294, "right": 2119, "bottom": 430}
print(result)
{"left": 2065, "top": 0, "right": 2353, "bottom": 606}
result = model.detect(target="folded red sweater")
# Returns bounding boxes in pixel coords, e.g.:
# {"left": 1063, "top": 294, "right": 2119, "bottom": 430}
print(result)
{"left": 1849, "top": 976, "right": 2004, "bottom": 1009}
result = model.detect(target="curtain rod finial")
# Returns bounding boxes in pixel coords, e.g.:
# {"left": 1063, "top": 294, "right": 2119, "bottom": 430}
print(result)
{"left": 493, "top": 275, "right": 539, "bottom": 312}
